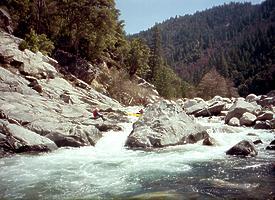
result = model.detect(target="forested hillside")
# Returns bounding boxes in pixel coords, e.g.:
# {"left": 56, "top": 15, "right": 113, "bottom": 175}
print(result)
{"left": 133, "top": 0, "right": 275, "bottom": 97}
{"left": 0, "top": 0, "right": 186, "bottom": 99}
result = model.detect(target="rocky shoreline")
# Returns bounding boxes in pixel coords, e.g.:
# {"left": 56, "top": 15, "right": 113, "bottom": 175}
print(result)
{"left": 0, "top": 31, "right": 129, "bottom": 158}
{"left": 0, "top": 30, "right": 274, "bottom": 158}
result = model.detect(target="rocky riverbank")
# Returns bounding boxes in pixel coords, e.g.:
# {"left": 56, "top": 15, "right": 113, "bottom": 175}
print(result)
{"left": 0, "top": 30, "right": 274, "bottom": 159}
{"left": 0, "top": 31, "right": 130, "bottom": 157}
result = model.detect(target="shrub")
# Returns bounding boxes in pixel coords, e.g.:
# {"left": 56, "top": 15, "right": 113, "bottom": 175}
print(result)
{"left": 18, "top": 29, "right": 54, "bottom": 55}
{"left": 107, "top": 68, "right": 155, "bottom": 106}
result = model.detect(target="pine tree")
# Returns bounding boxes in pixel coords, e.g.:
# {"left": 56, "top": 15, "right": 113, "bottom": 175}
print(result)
{"left": 126, "top": 38, "right": 150, "bottom": 78}
{"left": 148, "top": 26, "right": 162, "bottom": 82}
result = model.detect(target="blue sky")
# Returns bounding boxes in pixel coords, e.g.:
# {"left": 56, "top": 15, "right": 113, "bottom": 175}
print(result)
{"left": 115, "top": 0, "right": 264, "bottom": 34}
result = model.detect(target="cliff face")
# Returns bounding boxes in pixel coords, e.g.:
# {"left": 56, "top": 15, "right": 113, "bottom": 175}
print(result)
{"left": 0, "top": 31, "right": 128, "bottom": 157}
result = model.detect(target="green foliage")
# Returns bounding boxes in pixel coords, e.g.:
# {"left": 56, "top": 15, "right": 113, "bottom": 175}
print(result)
{"left": 19, "top": 29, "right": 54, "bottom": 55}
{"left": 154, "top": 64, "right": 186, "bottom": 98}
{"left": 4, "top": 0, "right": 128, "bottom": 65}
{"left": 126, "top": 38, "right": 150, "bottom": 78}
{"left": 146, "top": 25, "right": 186, "bottom": 98}
{"left": 133, "top": 0, "right": 275, "bottom": 96}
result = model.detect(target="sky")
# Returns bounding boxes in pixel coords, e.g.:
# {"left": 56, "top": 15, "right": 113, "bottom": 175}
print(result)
{"left": 115, "top": 0, "right": 264, "bottom": 34}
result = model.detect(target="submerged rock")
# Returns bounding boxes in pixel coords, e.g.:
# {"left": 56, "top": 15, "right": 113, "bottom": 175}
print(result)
{"left": 253, "top": 140, "right": 263, "bottom": 145}
{"left": 125, "top": 100, "right": 208, "bottom": 149}
{"left": 203, "top": 136, "right": 217, "bottom": 146}
{"left": 226, "top": 140, "right": 257, "bottom": 157}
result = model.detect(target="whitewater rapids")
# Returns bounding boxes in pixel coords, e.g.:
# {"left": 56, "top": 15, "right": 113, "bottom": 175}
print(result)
{"left": 0, "top": 115, "right": 274, "bottom": 199}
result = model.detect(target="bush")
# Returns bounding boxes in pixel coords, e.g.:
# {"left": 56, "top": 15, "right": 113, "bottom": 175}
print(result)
{"left": 18, "top": 29, "right": 54, "bottom": 55}
{"left": 107, "top": 69, "right": 154, "bottom": 106}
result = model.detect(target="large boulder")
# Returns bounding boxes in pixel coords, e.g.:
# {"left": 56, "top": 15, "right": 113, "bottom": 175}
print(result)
{"left": 240, "top": 112, "right": 257, "bottom": 126}
{"left": 225, "top": 99, "right": 260, "bottom": 124}
{"left": 226, "top": 140, "right": 258, "bottom": 157}
{"left": 0, "top": 120, "right": 57, "bottom": 153}
{"left": 257, "top": 111, "right": 274, "bottom": 121}
{"left": 125, "top": 100, "right": 208, "bottom": 149}
{"left": 0, "top": 31, "right": 58, "bottom": 78}
{"left": 195, "top": 101, "right": 225, "bottom": 117}
{"left": 254, "top": 121, "right": 272, "bottom": 129}
{"left": 185, "top": 101, "right": 208, "bottom": 115}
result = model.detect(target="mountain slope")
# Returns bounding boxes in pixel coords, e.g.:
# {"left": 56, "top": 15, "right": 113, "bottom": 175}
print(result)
{"left": 132, "top": 0, "right": 275, "bottom": 96}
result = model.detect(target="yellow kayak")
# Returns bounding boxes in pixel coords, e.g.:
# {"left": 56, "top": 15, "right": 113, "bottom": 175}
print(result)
{"left": 127, "top": 113, "right": 142, "bottom": 117}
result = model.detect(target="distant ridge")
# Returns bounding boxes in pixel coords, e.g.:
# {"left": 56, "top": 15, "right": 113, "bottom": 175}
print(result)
{"left": 132, "top": 0, "right": 275, "bottom": 96}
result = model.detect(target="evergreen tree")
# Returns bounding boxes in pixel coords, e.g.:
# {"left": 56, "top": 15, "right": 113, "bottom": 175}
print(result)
{"left": 148, "top": 26, "right": 162, "bottom": 82}
{"left": 126, "top": 38, "right": 150, "bottom": 78}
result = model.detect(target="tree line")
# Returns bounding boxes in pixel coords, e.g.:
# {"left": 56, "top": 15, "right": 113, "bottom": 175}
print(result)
{"left": 1, "top": 0, "right": 185, "bottom": 99}
{"left": 133, "top": 0, "right": 275, "bottom": 97}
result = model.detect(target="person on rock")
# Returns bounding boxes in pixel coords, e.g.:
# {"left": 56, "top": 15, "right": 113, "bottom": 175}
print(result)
{"left": 92, "top": 108, "right": 105, "bottom": 121}
{"left": 137, "top": 109, "right": 144, "bottom": 115}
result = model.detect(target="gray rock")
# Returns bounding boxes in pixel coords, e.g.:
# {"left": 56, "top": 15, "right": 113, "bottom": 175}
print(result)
{"left": 253, "top": 140, "right": 263, "bottom": 145}
{"left": 194, "top": 97, "right": 204, "bottom": 103}
{"left": 257, "top": 96, "right": 275, "bottom": 107}
{"left": 245, "top": 94, "right": 258, "bottom": 102}
{"left": 183, "top": 99, "right": 197, "bottom": 109}
{"left": 228, "top": 117, "right": 240, "bottom": 127}
{"left": 254, "top": 121, "right": 271, "bottom": 129}
{"left": 0, "top": 67, "right": 36, "bottom": 95}
{"left": 0, "top": 31, "right": 57, "bottom": 78}
{"left": 225, "top": 99, "right": 260, "bottom": 124}
{"left": 125, "top": 100, "right": 208, "bottom": 149}
{"left": 186, "top": 101, "right": 208, "bottom": 115}
{"left": 257, "top": 111, "right": 274, "bottom": 121}
{"left": 203, "top": 136, "right": 217, "bottom": 146}
{"left": 95, "top": 123, "right": 122, "bottom": 132}
{"left": 226, "top": 140, "right": 257, "bottom": 157}
{"left": 0, "top": 121, "right": 57, "bottom": 153}
{"left": 240, "top": 112, "right": 257, "bottom": 126}
{"left": 195, "top": 101, "right": 225, "bottom": 117}
{"left": 44, "top": 125, "right": 102, "bottom": 147}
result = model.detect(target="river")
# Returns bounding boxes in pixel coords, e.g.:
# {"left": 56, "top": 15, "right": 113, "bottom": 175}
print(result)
{"left": 0, "top": 116, "right": 274, "bottom": 199}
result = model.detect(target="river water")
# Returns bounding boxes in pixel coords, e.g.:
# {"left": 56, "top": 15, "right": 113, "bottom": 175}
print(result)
{"left": 0, "top": 116, "right": 274, "bottom": 199}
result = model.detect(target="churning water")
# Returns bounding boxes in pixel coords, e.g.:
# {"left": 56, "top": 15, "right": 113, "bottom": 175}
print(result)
{"left": 0, "top": 116, "right": 274, "bottom": 199}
